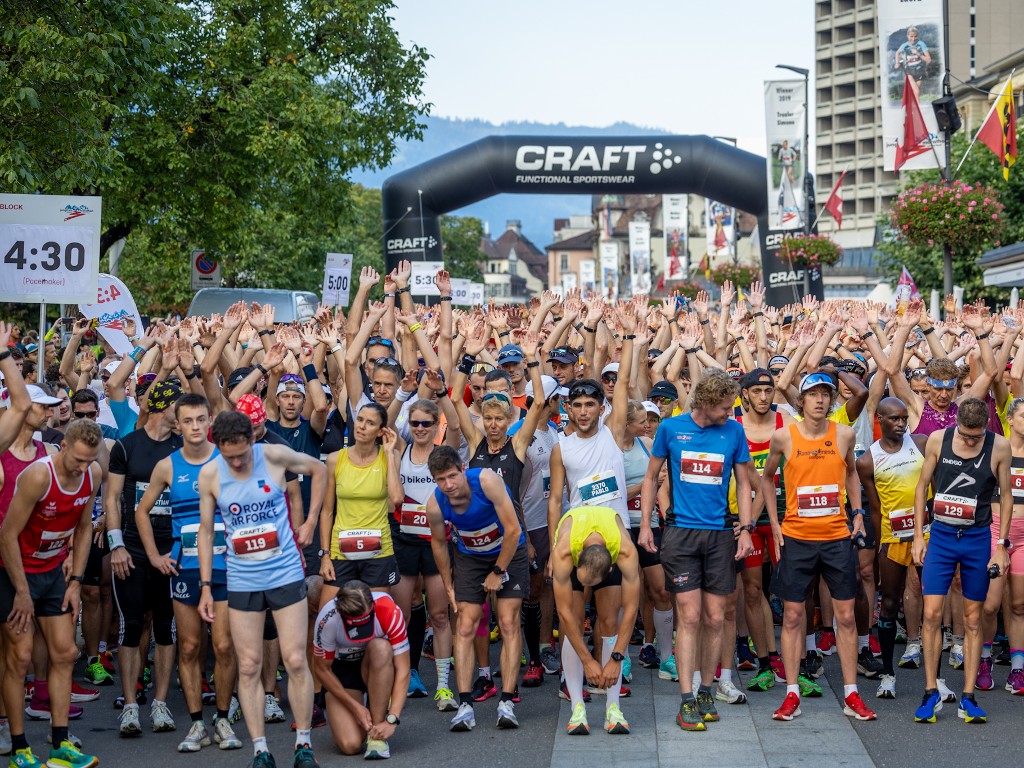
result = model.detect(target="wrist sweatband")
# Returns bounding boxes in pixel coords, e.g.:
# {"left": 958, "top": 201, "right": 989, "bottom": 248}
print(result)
{"left": 397, "top": 287, "right": 411, "bottom": 295}
{"left": 107, "top": 530, "right": 125, "bottom": 550}
{"left": 977, "top": 332, "right": 990, "bottom": 340}
{"left": 527, "top": 361, "right": 540, "bottom": 368}
{"left": 700, "top": 319, "right": 710, "bottom": 326}
{"left": 752, "top": 312, "right": 764, "bottom": 318}
{"left": 302, "top": 364, "right": 318, "bottom": 382}
{"left": 129, "top": 346, "right": 145, "bottom": 363}
{"left": 256, "top": 364, "right": 267, "bottom": 376}
{"left": 395, "top": 387, "right": 415, "bottom": 402}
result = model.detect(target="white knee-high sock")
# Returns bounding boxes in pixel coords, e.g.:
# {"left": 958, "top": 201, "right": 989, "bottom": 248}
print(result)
{"left": 602, "top": 635, "right": 622, "bottom": 710}
{"left": 654, "top": 609, "right": 675, "bottom": 662}
{"left": 561, "top": 638, "right": 585, "bottom": 709}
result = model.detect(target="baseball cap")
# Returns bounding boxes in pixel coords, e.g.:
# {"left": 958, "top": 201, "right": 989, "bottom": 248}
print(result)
{"left": 147, "top": 381, "right": 182, "bottom": 412}
{"left": 236, "top": 394, "right": 268, "bottom": 426}
{"left": 799, "top": 372, "right": 838, "bottom": 393}
{"left": 525, "top": 375, "right": 559, "bottom": 401}
{"left": 642, "top": 401, "right": 662, "bottom": 418}
{"left": 768, "top": 355, "right": 789, "bottom": 371}
{"left": 726, "top": 366, "right": 744, "bottom": 381}
{"left": 648, "top": 380, "right": 678, "bottom": 401}
{"left": 26, "top": 384, "right": 62, "bottom": 406}
{"left": 548, "top": 346, "right": 579, "bottom": 365}
{"left": 227, "top": 367, "right": 253, "bottom": 389}
{"left": 102, "top": 360, "right": 122, "bottom": 376}
{"left": 740, "top": 368, "right": 774, "bottom": 389}
{"left": 340, "top": 608, "right": 376, "bottom": 644}
{"left": 600, "top": 362, "right": 619, "bottom": 377}
{"left": 496, "top": 345, "right": 524, "bottom": 365}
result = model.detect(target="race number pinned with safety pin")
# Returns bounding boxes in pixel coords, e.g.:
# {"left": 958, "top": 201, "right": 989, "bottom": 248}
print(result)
{"left": 337, "top": 529, "right": 383, "bottom": 560}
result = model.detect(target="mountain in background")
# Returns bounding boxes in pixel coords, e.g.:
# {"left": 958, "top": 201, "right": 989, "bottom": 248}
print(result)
{"left": 350, "top": 115, "right": 667, "bottom": 249}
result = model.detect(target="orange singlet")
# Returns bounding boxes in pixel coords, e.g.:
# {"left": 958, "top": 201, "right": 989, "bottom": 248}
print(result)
{"left": 781, "top": 421, "right": 850, "bottom": 542}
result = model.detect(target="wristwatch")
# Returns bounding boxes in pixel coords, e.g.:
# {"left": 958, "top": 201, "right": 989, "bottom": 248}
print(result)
{"left": 491, "top": 565, "right": 505, "bottom": 576}
{"left": 739, "top": 524, "right": 755, "bottom": 534}
{"left": 610, "top": 651, "right": 625, "bottom": 662}
{"left": 384, "top": 712, "right": 400, "bottom": 725}
{"left": 851, "top": 508, "right": 867, "bottom": 516}
{"left": 997, "top": 538, "right": 1012, "bottom": 550}
{"left": 318, "top": 549, "right": 330, "bottom": 558}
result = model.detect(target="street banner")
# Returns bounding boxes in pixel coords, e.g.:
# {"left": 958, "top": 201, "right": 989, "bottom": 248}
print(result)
{"left": 628, "top": 221, "right": 651, "bottom": 296}
{"left": 579, "top": 259, "right": 596, "bottom": 297}
{"left": 0, "top": 193, "right": 101, "bottom": 303}
{"left": 599, "top": 241, "right": 619, "bottom": 301}
{"left": 761, "top": 230, "right": 825, "bottom": 307}
{"left": 662, "top": 195, "right": 688, "bottom": 281}
{"left": 450, "top": 278, "right": 471, "bottom": 306}
{"left": 561, "top": 272, "right": 578, "bottom": 295}
{"left": 706, "top": 199, "right": 735, "bottom": 260}
{"left": 321, "top": 252, "right": 352, "bottom": 307}
{"left": 78, "top": 274, "right": 144, "bottom": 357}
{"left": 764, "top": 80, "right": 806, "bottom": 230}
{"left": 878, "top": 0, "right": 946, "bottom": 171}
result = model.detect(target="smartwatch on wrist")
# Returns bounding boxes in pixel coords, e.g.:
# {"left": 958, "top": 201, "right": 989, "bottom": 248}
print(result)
{"left": 610, "top": 651, "right": 625, "bottom": 662}
{"left": 491, "top": 565, "right": 505, "bottom": 576}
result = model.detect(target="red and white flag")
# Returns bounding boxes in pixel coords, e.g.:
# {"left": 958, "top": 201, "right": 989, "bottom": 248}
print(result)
{"left": 822, "top": 169, "right": 848, "bottom": 229}
{"left": 897, "top": 266, "right": 922, "bottom": 301}
{"left": 894, "top": 74, "right": 932, "bottom": 172}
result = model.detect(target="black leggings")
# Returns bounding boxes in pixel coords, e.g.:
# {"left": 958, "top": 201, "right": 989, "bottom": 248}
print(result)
{"left": 113, "top": 551, "right": 175, "bottom": 648}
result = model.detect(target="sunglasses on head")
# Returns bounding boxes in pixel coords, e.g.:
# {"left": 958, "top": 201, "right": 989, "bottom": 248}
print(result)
{"left": 409, "top": 419, "right": 436, "bottom": 428}
{"left": 368, "top": 337, "right": 395, "bottom": 350}
{"left": 909, "top": 367, "right": 927, "bottom": 379}
{"left": 482, "top": 392, "right": 511, "bottom": 404}
{"left": 568, "top": 383, "right": 602, "bottom": 401}
{"left": 280, "top": 373, "right": 303, "bottom": 385}
{"left": 375, "top": 357, "right": 401, "bottom": 367}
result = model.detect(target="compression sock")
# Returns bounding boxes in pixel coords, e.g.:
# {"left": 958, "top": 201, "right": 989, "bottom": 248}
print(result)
{"left": 253, "top": 737, "right": 268, "bottom": 756}
{"left": 407, "top": 602, "right": 426, "bottom": 671}
{"left": 857, "top": 634, "right": 869, "bottom": 652}
{"left": 522, "top": 602, "right": 542, "bottom": 664}
{"left": 561, "top": 637, "right": 585, "bottom": 709}
{"left": 601, "top": 635, "right": 622, "bottom": 710}
{"left": 877, "top": 616, "right": 897, "bottom": 676}
{"left": 981, "top": 642, "right": 993, "bottom": 660}
{"left": 654, "top": 608, "right": 675, "bottom": 663}
{"left": 1012, "top": 649, "right": 1024, "bottom": 670}
{"left": 436, "top": 657, "right": 452, "bottom": 690}
{"left": 806, "top": 634, "right": 816, "bottom": 653}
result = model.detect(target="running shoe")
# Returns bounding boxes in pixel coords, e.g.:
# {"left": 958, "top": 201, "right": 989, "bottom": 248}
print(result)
{"left": 958, "top": 696, "right": 986, "bottom": 723}
{"left": 843, "top": 691, "right": 876, "bottom": 721}
{"left": 8, "top": 747, "right": 43, "bottom": 768}
{"left": 363, "top": 739, "right": 390, "bottom": 760}
{"left": 151, "top": 700, "right": 176, "bottom": 732}
{"left": 113, "top": 682, "right": 145, "bottom": 710}
{"left": 558, "top": 679, "right": 591, "bottom": 703}
{"left": 70, "top": 682, "right": 99, "bottom": 704}
{"left": 142, "top": 666, "right": 153, "bottom": 690}
{"left": 252, "top": 751, "right": 277, "bottom": 768}
{"left": 895, "top": 619, "right": 908, "bottom": 643}
{"left": 659, "top": 655, "right": 679, "bottom": 681}
{"left": 621, "top": 655, "right": 632, "bottom": 683}
{"left": 942, "top": 627, "right": 953, "bottom": 651}
{"left": 770, "top": 654, "right": 787, "bottom": 682}
{"left": 696, "top": 690, "right": 720, "bottom": 722}
{"left": 44, "top": 740, "right": 97, "bottom": 768}
{"left": 228, "top": 696, "right": 241, "bottom": 723}
{"left": 977, "top": 657, "right": 995, "bottom": 690}
{"left": 471, "top": 676, "right": 497, "bottom": 702}
{"left": 803, "top": 653, "right": 823, "bottom": 679}
{"left": 772, "top": 692, "right": 801, "bottom": 721}
{"left": 496, "top": 700, "right": 518, "bottom": 729}
{"left": 995, "top": 641, "right": 1011, "bottom": 665}
{"left": 797, "top": 674, "right": 822, "bottom": 698}
{"left": 521, "top": 661, "right": 544, "bottom": 688}
{"left": 715, "top": 679, "right": 747, "bottom": 704}
{"left": 899, "top": 641, "right": 922, "bottom": 669}
{"left": 489, "top": 624, "right": 501, "bottom": 644}
{"left": 422, "top": 630, "right": 435, "bottom": 661}
{"left": 638, "top": 643, "right": 660, "bottom": 669}
{"left": 265, "top": 693, "right": 286, "bottom": 723}
{"left": 566, "top": 702, "right": 590, "bottom": 735}
{"left": 25, "top": 697, "right": 83, "bottom": 721}
{"left": 202, "top": 677, "right": 216, "bottom": 706}
{"left": 407, "top": 669, "right": 428, "bottom": 698}
{"left": 435, "top": 687, "right": 458, "bottom": 712}
{"left": 876, "top": 674, "right": 896, "bottom": 699}
{"left": 213, "top": 716, "right": 243, "bottom": 750}
{"left": 83, "top": 660, "right": 113, "bottom": 687}
{"left": 540, "top": 645, "right": 561, "bottom": 675}
{"left": 584, "top": 683, "right": 631, "bottom": 698}
{"left": 676, "top": 698, "right": 706, "bottom": 731}
{"left": 746, "top": 667, "right": 776, "bottom": 692}
{"left": 1007, "top": 668, "right": 1024, "bottom": 694}
{"left": 857, "top": 647, "right": 884, "bottom": 679}
{"left": 177, "top": 721, "right": 211, "bottom": 752}
{"left": 119, "top": 703, "right": 142, "bottom": 736}
{"left": 604, "top": 703, "right": 630, "bottom": 734}
{"left": 936, "top": 678, "right": 957, "bottom": 703}
{"left": 817, "top": 630, "right": 837, "bottom": 656}
{"left": 914, "top": 690, "right": 942, "bottom": 723}
{"left": 736, "top": 639, "right": 757, "bottom": 671}
{"left": 24, "top": 682, "right": 33, "bottom": 703}
{"left": 0, "top": 719, "right": 10, "bottom": 755}
{"left": 99, "top": 651, "right": 116, "bottom": 676}
{"left": 949, "top": 643, "right": 964, "bottom": 669}
{"left": 450, "top": 702, "right": 476, "bottom": 732}
{"left": 293, "top": 744, "right": 318, "bottom": 768}
{"left": 869, "top": 634, "right": 881, "bottom": 657}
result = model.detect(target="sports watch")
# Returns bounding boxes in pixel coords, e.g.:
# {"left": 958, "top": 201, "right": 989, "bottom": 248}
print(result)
{"left": 384, "top": 712, "right": 400, "bottom": 725}
{"left": 610, "top": 651, "right": 625, "bottom": 662}
{"left": 997, "top": 538, "right": 1012, "bottom": 550}
{"left": 491, "top": 565, "right": 505, "bottom": 576}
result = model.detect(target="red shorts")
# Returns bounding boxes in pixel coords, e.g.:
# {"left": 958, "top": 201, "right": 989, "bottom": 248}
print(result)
{"left": 744, "top": 524, "right": 779, "bottom": 569}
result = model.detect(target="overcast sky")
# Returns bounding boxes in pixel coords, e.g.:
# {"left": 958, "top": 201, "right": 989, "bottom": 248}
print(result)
{"left": 392, "top": 0, "right": 815, "bottom": 158}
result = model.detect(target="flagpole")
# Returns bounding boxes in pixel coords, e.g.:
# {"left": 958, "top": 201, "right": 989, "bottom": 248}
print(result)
{"left": 810, "top": 164, "right": 851, "bottom": 230}
{"left": 953, "top": 70, "right": 1016, "bottom": 179}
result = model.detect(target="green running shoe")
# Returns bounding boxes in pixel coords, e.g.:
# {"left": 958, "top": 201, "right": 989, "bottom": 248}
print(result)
{"left": 46, "top": 741, "right": 98, "bottom": 768}
{"left": 676, "top": 698, "right": 706, "bottom": 732}
{"left": 746, "top": 667, "right": 776, "bottom": 692}
{"left": 798, "top": 673, "right": 823, "bottom": 698}
{"left": 83, "top": 660, "right": 113, "bottom": 686}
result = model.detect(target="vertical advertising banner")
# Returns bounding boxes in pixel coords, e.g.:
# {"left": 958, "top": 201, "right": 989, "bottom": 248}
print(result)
{"left": 878, "top": 0, "right": 946, "bottom": 171}
{"left": 705, "top": 200, "right": 735, "bottom": 261}
{"left": 579, "top": 259, "right": 596, "bottom": 297}
{"left": 628, "top": 221, "right": 651, "bottom": 296}
{"left": 599, "top": 241, "right": 619, "bottom": 301}
{"left": 561, "top": 272, "right": 578, "bottom": 295}
{"left": 662, "top": 195, "right": 688, "bottom": 282}
{"left": 764, "top": 80, "right": 806, "bottom": 230}
{"left": 760, "top": 230, "right": 825, "bottom": 307}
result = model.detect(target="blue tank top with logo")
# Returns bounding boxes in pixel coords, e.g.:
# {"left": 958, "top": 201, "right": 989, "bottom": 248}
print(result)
{"left": 216, "top": 443, "right": 305, "bottom": 591}
{"left": 169, "top": 449, "right": 225, "bottom": 573}
{"left": 433, "top": 468, "right": 525, "bottom": 557}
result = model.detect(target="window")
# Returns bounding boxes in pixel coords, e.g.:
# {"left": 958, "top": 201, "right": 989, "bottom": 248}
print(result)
{"left": 560, "top": 253, "right": 569, "bottom": 271}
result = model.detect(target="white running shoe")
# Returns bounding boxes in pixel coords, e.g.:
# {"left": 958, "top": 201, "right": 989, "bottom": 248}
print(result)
{"left": 496, "top": 700, "right": 519, "bottom": 729}
{"left": 450, "top": 702, "right": 476, "bottom": 732}
{"left": 364, "top": 738, "right": 390, "bottom": 759}
{"left": 434, "top": 687, "right": 458, "bottom": 712}
{"left": 715, "top": 679, "right": 748, "bottom": 704}
{"left": 264, "top": 693, "right": 286, "bottom": 723}
{"left": 213, "top": 716, "right": 242, "bottom": 750}
{"left": 876, "top": 674, "right": 896, "bottom": 699}
{"left": 177, "top": 721, "right": 210, "bottom": 752}
{"left": 898, "top": 640, "right": 922, "bottom": 669}
{"left": 151, "top": 701, "right": 176, "bottom": 732}
{"left": 119, "top": 703, "right": 142, "bottom": 737}
{"left": 936, "top": 678, "right": 957, "bottom": 703}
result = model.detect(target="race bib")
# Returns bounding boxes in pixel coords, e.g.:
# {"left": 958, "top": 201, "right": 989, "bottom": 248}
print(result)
{"left": 579, "top": 470, "right": 622, "bottom": 505}
{"left": 459, "top": 521, "right": 503, "bottom": 553}
{"left": 136, "top": 482, "right": 171, "bottom": 517}
{"left": 679, "top": 451, "right": 725, "bottom": 485}
{"left": 1011, "top": 467, "right": 1024, "bottom": 500}
{"left": 338, "top": 529, "right": 383, "bottom": 560}
{"left": 888, "top": 507, "right": 919, "bottom": 540}
{"left": 231, "top": 524, "right": 281, "bottom": 560}
{"left": 180, "top": 522, "right": 227, "bottom": 558}
{"left": 32, "top": 528, "right": 74, "bottom": 560}
{"left": 796, "top": 484, "right": 841, "bottom": 517}
{"left": 399, "top": 503, "right": 431, "bottom": 539}
{"left": 932, "top": 493, "right": 976, "bottom": 526}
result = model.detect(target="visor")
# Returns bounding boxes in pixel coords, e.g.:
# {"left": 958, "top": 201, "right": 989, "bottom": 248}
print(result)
{"left": 341, "top": 608, "right": 376, "bottom": 643}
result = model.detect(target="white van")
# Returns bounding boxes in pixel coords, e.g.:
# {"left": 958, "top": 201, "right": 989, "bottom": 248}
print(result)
{"left": 186, "top": 288, "right": 319, "bottom": 324}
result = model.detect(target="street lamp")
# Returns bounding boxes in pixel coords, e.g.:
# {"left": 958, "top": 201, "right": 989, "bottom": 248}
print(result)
{"left": 775, "top": 64, "right": 810, "bottom": 237}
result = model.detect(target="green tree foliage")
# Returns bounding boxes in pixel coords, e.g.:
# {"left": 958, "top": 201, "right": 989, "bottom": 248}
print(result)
{"left": 877, "top": 124, "right": 1024, "bottom": 304}
{"left": 439, "top": 215, "right": 484, "bottom": 283}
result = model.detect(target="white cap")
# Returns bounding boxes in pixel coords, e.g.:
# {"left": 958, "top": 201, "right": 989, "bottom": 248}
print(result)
{"left": 601, "top": 362, "right": 620, "bottom": 376}
{"left": 642, "top": 400, "right": 662, "bottom": 418}
{"left": 103, "top": 360, "right": 122, "bottom": 375}
{"left": 27, "top": 384, "right": 62, "bottom": 406}
{"left": 525, "top": 375, "right": 559, "bottom": 401}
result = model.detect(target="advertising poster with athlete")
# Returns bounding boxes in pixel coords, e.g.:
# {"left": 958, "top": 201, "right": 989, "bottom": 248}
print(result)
{"left": 662, "top": 194, "right": 688, "bottom": 281}
{"left": 705, "top": 199, "right": 735, "bottom": 261}
{"left": 628, "top": 220, "right": 651, "bottom": 296}
{"left": 579, "top": 259, "right": 596, "bottom": 297}
{"left": 878, "top": 0, "right": 946, "bottom": 171}
{"left": 599, "top": 240, "right": 619, "bottom": 301}
{"left": 764, "top": 80, "right": 806, "bottom": 230}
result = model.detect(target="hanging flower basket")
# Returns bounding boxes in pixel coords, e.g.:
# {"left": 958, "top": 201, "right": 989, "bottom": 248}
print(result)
{"left": 710, "top": 263, "right": 763, "bottom": 290}
{"left": 889, "top": 180, "right": 1005, "bottom": 255}
{"left": 779, "top": 234, "right": 844, "bottom": 269}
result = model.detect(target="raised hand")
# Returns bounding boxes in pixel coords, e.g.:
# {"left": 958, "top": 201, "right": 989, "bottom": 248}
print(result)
{"left": 160, "top": 340, "right": 180, "bottom": 372}
{"left": 394, "top": 260, "right": 412, "bottom": 288}
{"left": 177, "top": 338, "right": 195, "bottom": 371}
{"left": 692, "top": 290, "right": 709, "bottom": 316}
{"left": 435, "top": 269, "right": 451, "bottom": 297}
{"left": 422, "top": 367, "right": 445, "bottom": 394}
{"left": 464, "top": 325, "right": 489, "bottom": 357}
{"left": 359, "top": 266, "right": 381, "bottom": 289}
{"left": 850, "top": 304, "right": 869, "bottom": 335}
{"left": 586, "top": 296, "right": 605, "bottom": 326}
{"left": 277, "top": 325, "right": 302, "bottom": 356}
{"left": 748, "top": 280, "right": 765, "bottom": 310}
{"left": 901, "top": 298, "right": 924, "bottom": 329}
{"left": 720, "top": 279, "right": 736, "bottom": 308}
{"left": 222, "top": 302, "right": 246, "bottom": 331}
{"left": 79, "top": 347, "right": 97, "bottom": 376}
{"left": 519, "top": 330, "right": 540, "bottom": 357}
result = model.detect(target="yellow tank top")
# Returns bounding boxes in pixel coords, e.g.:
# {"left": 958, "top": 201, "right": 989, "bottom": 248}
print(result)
{"left": 871, "top": 435, "right": 926, "bottom": 544}
{"left": 556, "top": 506, "right": 621, "bottom": 566}
{"left": 330, "top": 447, "right": 394, "bottom": 560}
